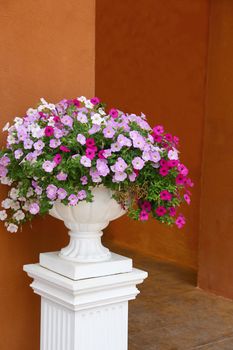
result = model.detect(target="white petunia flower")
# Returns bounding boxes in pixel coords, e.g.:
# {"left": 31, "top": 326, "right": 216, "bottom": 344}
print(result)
{"left": 0, "top": 210, "right": 7, "bottom": 221}
{"left": 91, "top": 113, "right": 104, "bottom": 125}
{"left": 168, "top": 148, "right": 179, "bottom": 160}
{"left": 26, "top": 188, "right": 34, "bottom": 198}
{"left": 2, "top": 122, "right": 10, "bottom": 132}
{"left": 13, "top": 210, "right": 25, "bottom": 222}
{"left": 78, "top": 96, "right": 87, "bottom": 102}
{"left": 1, "top": 177, "right": 13, "bottom": 185}
{"left": 14, "top": 117, "right": 23, "bottom": 125}
{"left": 9, "top": 188, "right": 19, "bottom": 200}
{"left": 85, "top": 100, "right": 94, "bottom": 109}
{"left": 6, "top": 223, "right": 18, "bottom": 233}
{"left": 11, "top": 201, "right": 20, "bottom": 211}
{"left": 7, "top": 135, "right": 16, "bottom": 145}
{"left": 98, "top": 108, "right": 106, "bottom": 116}
{"left": 2, "top": 198, "right": 13, "bottom": 209}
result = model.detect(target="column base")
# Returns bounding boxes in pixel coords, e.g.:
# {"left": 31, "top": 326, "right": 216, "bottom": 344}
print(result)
{"left": 24, "top": 263, "right": 147, "bottom": 350}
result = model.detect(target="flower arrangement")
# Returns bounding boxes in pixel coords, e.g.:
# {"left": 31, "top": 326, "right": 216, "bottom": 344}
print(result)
{"left": 0, "top": 96, "right": 193, "bottom": 233}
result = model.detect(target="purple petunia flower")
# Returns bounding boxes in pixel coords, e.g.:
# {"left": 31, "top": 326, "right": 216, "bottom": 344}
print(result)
{"left": 56, "top": 172, "right": 68, "bottom": 181}
{"left": 132, "top": 157, "right": 145, "bottom": 170}
{"left": 29, "top": 203, "right": 40, "bottom": 215}
{"left": 68, "top": 194, "right": 78, "bottom": 206}
{"left": 77, "top": 134, "right": 86, "bottom": 145}
{"left": 42, "top": 160, "right": 55, "bottom": 173}
{"left": 46, "top": 184, "right": 57, "bottom": 200}
{"left": 57, "top": 188, "right": 67, "bottom": 200}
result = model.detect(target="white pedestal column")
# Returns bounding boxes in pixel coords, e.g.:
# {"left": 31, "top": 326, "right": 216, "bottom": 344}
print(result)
{"left": 24, "top": 252, "right": 147, "bottom": 350}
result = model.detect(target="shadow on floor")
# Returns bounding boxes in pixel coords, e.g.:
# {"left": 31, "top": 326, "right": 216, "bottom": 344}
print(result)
{"left": 109, "top": 244, "right": 233, "bottom": 350}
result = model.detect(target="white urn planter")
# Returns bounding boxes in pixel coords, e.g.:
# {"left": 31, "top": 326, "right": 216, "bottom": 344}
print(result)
{"left": 24, "top": 185, "right": 147, "bottom": 350}
{"left": 49, "top": 186, "right": 125, "bottom": 263}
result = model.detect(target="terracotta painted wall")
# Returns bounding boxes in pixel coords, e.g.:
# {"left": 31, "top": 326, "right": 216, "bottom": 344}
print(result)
{"left": 96, "top": 0, "right": 209, "bottom": 269}
{"left": 198, "top": 0, "right": 233, "bottom": 299}
{"left": 0, "top": 1, "right": 95, "bottom": 349}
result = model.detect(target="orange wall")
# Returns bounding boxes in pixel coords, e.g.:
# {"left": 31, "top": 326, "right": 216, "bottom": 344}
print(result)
{"left": 0, "top": 1, "right": 95, "bottom": 349}
{"left": 198, "top": 0, "right": 233, "bottom": 299}
{"left": 96, "top": 0, "right": 209, "bottom": 269}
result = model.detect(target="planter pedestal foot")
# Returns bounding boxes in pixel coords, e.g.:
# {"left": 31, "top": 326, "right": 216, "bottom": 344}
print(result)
{"left": 24, "top": 253, "right": 147, "bottom": 350}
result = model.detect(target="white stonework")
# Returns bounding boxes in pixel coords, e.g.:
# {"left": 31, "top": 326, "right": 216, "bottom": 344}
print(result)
{"left": 24, "top": 263, "right": 147, "bottom": 350}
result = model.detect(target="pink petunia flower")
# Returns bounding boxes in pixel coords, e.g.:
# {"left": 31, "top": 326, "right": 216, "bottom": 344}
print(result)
{"left": 153, "top": 125, "right": 164, "bottom": 135}
{"left": 184, "top": 193, "right": 191, "bottom": 205}
{"left": 169, "top": 207, "right": 176, "bottom": 217}
{"left": 175, "top": 215, "right": 186, "bottom": 229}
{"left": 141, "top": 201, "right": 152, "bottom": 212}
{"left": 139, "top": 210, "right": 149, "bottom": 221}
{"left": 159, "top": 167, "right": 169, "bottom": 177}
{"left": 109, "top": 108, "right": 119, "bottom": 119}
{"left": 86, "top": 138, "right": 95, "bottom": 148}
{"left": 160, "top": 190, "right": 172, "bottom": 201}
{"left": 45, "top": 126, "right": 54, "bottom": 137}
{"left": 53, "top": 154, "right": 62, "bottom": 165}
{"left": 156, "top": 206, "right": 167, "bottom": 216}
{"left": 90, "top": 97, "right": 100, "bottom": 105}
{"left": 86, "top": 148, "right": 96, "bottom": 160}
{"left": 60, "top": 145, "right": 70, "bottom": 153}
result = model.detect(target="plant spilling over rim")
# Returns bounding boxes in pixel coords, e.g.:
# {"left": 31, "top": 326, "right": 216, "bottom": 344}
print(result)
{"left": 0, "top": 96, "right": 193, "bottom": 233}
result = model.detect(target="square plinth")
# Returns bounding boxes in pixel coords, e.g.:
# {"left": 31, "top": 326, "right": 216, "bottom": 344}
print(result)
{"left": 39, "top": 252, "right": 133, "bottom": 280}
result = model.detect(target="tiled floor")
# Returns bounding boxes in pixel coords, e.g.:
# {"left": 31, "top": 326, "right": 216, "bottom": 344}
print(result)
{"left": 111, "top": 245, "right": 233, "bottom": 350}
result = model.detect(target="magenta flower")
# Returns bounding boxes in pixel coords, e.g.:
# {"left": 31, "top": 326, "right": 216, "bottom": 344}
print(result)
{"left": 109, "top": 108, "right": 118, "bottom": 119}
{"left": 53, "top": 116, "right": 60, "bottom": 123}
{"left": 56, "top": 172, "right": 67, "bottom": 181}
{"left": 169, "top": 207, "right": 176, "bottom": 217}
{"left": 176, "top": 174, "right": 185, "bottom": 185}
{"left": 86, "top": 138, "right": 95, "bottom": 148}
{"left": 60, "top": 145, "right": 70, "bottom": 153}
{"left": 98, "top": 150, "right": 105, "bottom": 159}
{"left": 141, "top": 201, "right": 152, "bottom": 212}
{"left": 57, "top": 188, "right": 67, "bottom": 200}
{"left": 156, "top": 206, "right": 167, "bottom": 217}
{"left": 178, "top": 163, "right": 189, "bottom": 176}
{"left": 90, "top": 97, "right": 100, "bottom": 105}
{"left": 45, "top": 126, "right": 54, "bottom": 137}
{"left": 46, "top": 184, "right": 57, "bottom": 200}
{"left": 86, "top": 148, "right": 96, "bottom": 160}
{"left": 153, "top": 134, "right": 162, "bottom": 143}
{"left": 153, "top": 125, "right": 164, "bottom": 135}
{"left": 139, "top": 210, "right": 149, "bottom": 221}
{"left": 159, "top": 167, "right": 169, "bottom": 177}
{"left": 184, "top": 193, "right": 191, "bottom": 205}
{"left": 132, "top": 157, "right": 145, "bottom": 170}
{"left": 167, "top": 160, "right": 178, "bottom": 168}
{"left": 175, "top": 215, "right": 185, "bottom": 229}
{"left": 160, "top": 190, "right": 172, "bottom": 201}
{"left": 68, "top": 194, "right": 78, "bottom": 206}
{"left": 173, "top": 136, "right": 179, "bottom": 145}
{"left": 165, "top": 133, "right": 173, "bottom": 142}
{"left": 53, "top": 154, "right": 62, "bottom": 165}
{"left": 29, "top": 203, "right": 40, "bottom": 215}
